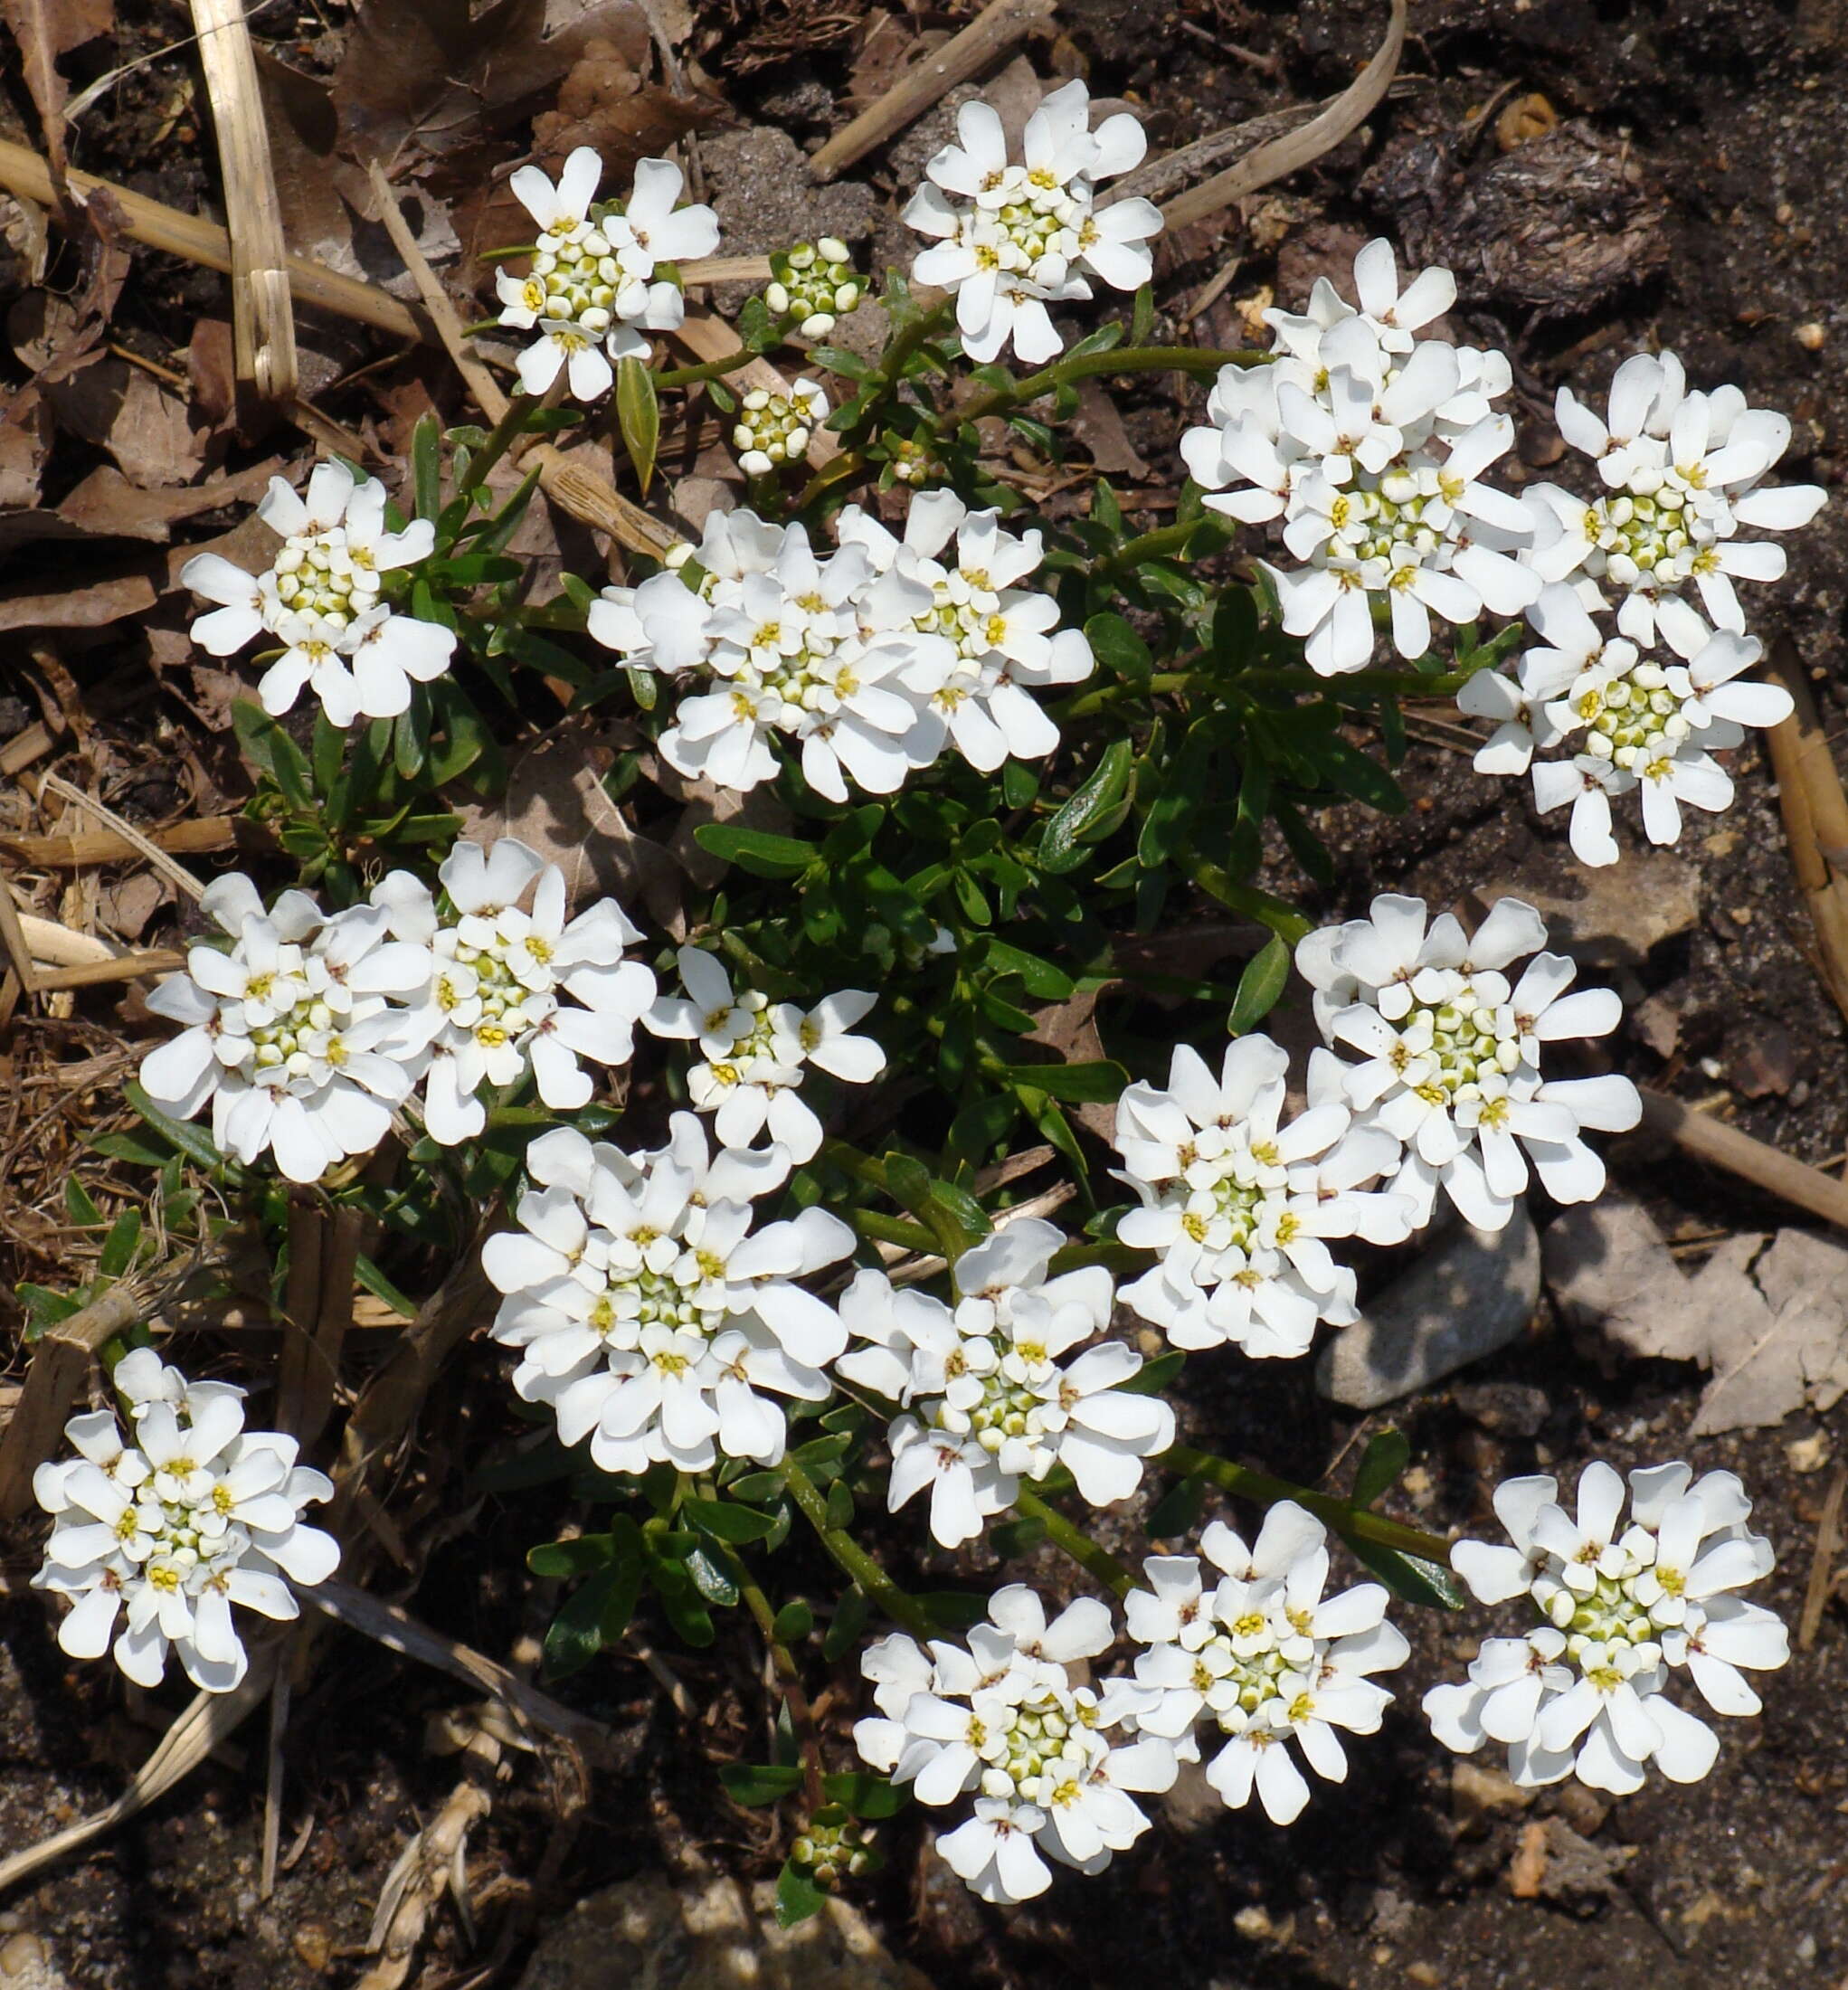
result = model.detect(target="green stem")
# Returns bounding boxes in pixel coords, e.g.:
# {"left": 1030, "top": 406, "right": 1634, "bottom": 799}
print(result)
{"left": 656, "top": 346, "right": 770, "bottom": 391}
{"left": 1095, "top": 519, "right": 1223, "bottom": 576}
{"left": 782, "top": 1457, "right": 934, "bottom": 1640}
{"left": 735, "top": 1556, "right": 827, "bottom": 1810}
{"left": 1190, "top": 864, "right": 1314, "bottom": 945}
{"left": 455, "top": 374, "right": 565, "bottom": 499}
{"left": 1239, "top": 664, "right": 1478, "bottom": 699}
{"left": 1046, "top": 1239, "right": 1149, "bottom": 1277}
{"left": 950, "top": 344, "right": 1269, "bottom": 431}
{"left": 848, "top": 1208, "right": 939, "bottom": 1256}
{"left": 1013, "top": 1488, "right": 1136, "bottom": 1600}
{"left": 1161, "top": 1442, "right": 1453, "bottom": 1566}
{"left": 1053, "top": 671, "right": 1196, "bottom": 722}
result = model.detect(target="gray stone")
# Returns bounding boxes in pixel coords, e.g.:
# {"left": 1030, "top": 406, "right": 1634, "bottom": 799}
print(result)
{"left": 516, "top": 1872, "right": 935, "bottom": 1990}
{"left": 1316, "top": 1207, "right": 1540, "bottom": 1408}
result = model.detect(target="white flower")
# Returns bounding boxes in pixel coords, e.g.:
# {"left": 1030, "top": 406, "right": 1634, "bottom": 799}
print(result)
{"left": 838, "top": 489, "right": 1095, "bottom": 773}
{"left": 497, "top": 150, "right": 717, "bottom": 396}
{"left": 139, "top": 873, "right": 429, "bottom": 1184}
{"left": 480, "top": 1117, "right": 853, "bottom": 1474}
{"left": 732, "top": 378, "right": 829, "bottom": 477}
{"left": 181, "top": 460, "right": 454, "bottom": 725}
{"left": 853, "top": 1585, "right": 1174, "bottom": 1903}
{"left": 1112, "top": 1037, "right": 1412, "bottom": 1360}
{"left": 1455, "top": 584, "right": 1610, "bottom": 776}
{"left": 645, "top": 944, "right": 884, "bottom": 1161}
{"left": 1115, "top": 1504, "right": 1409, "bottom": 1825}
{"left": 1183, "top": 243, "right": 1542, "bottom": 675}
{"left": 32, "top": 1349, "right": 338, "bottom": 1693}
{"left": 372, "top": 838, "right": 656, "bottom": 1144}
{"left": 1426, "top": 1461, "right": 1788, "bottom": 1794}
{"left": 903, "top": 80, "right": 1161, "bottom": 364}
{"left": 837, "top": 1218, "right": 1174, "bottom": 1548}
{"left": 1529, "top": 348, "right": 1826, "bottom": 649}
{"left": 1298, "top": 893, "right": 1641, "bottom": 1230}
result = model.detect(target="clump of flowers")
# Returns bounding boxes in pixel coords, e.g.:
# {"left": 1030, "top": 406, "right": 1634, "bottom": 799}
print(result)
{"left": 1426, "top": 1462, "right": 1789, "bottom": 1793}
{"left": 645, "top": 945, "right": 884, "bottom": 1162}
{"left": 33, "top": 1350, "right": 338, "bottom": 1692}
{"left": 181, "top": 460, "right": 456, "bottom": 726}
{"left": 1525, "top": 351, "right": 1827, "bottom": 655}
{"left": 904, "top": 79, "right": 1163, "bottom": 363}
{"left": 1297, "top": 892, "right": 1641, "bottom": 1231}
{"left": 766, "top": 238, "right": 863, "bottom": 338}
{"left": 494, "top": 149, "right": 718, "bottom": 400}
{"left": 1182, "top": 240, "right": 1545, "bottom": 675}
{"left": 1112, "top": 1037, "right": 1413, "bottom": 1360}
{"left": 481, "top": 1119, "right": 855, "bottom": 1474}
{"left": 585, "top": 498, "right": 1095, "bottom": 801}
{"left": 139, "top": 872, "right": 430, "bottom": 1184}
{"left": 732, "top": 377, "right": 829, "bottom": 477}
{"left": 853, "top": 1587, "right": 1177, "bottom": 1902}
{"left": 371, "top": 837, "right": 658, "bottom": 1145}
{"left": 837, "top": 1218, "right": 1174, "bottom": 1547}
{"left": 1110, "top": 1504, "right": 1409, "bottom": 1824}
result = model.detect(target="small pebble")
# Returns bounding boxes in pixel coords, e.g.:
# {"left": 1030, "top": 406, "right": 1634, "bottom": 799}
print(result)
{"left": 1795, "top": 322, "right": 1827, "bottom": 350}
{"left": 0, "top": 1938, "right": 47, "bottom": 1981}
{"left": 1786, "top": 1433, "right": 1832, "bottom": 1474}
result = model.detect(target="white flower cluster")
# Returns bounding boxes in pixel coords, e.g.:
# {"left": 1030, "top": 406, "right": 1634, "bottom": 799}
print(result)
{"left": 733, "top": 378, "right": 829, "bottom": 477}
{"left": 904, "top": 80, "right": 1163, "bottom": 364}
{"left": 853, "top": 1587, "right": 1177, "bottom": 1903}
{"left": 646, "top": 945, "right": 884, "bottom": 1163}
{"left": 181, "top": 460, "right": 457, "bottom": 727}
{"left": 140, "top": 839, "right": 655, "bottom": 1178}
{"left": 33, "top": 1350, "right": 338, "bottom": 1692}
{"left": 496, "top": 150, "right": 718, "bottom": 401}
{"left": 1426, "top": 1461, "right": 1789, "bottom": 1794}
{"left": 139, "top": 873, "right": 431, "bottom": 1184}
{"left": 586, "top": 495, "right": 1094, "bottom": 801}
{"left": 1110, "top": 1504, "right": 1408, "bottom": 1824}
{"left": 1182, "top": 240, "right": 1544, "bottom": 675}
{"left": 481, "top": 1119, "right": 855, "bottom": 1474}
{"left": 371, "top": 837, "right": 656, "bottom": 1146}
{"left": 838, "top": 1218, "right": 1174, "bottom": 1548}
{"left": 1112, "top": 1036, "right": 1413, "bottom": 1360}
{"left": 1298, "top": 892, "right": 1640, "bottom": 1232}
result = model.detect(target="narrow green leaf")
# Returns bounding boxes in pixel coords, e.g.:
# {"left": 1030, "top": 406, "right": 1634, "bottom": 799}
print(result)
{"left": 124, "top": 1080, "right": 227, "bottom": 1174}
{"left": 411, "top": 411, "right": 442, "bottom": 522}
{"left": 353, "top": 1252, "right": 420, "bottom": 1322}
{"left": 616, "top": 356, "right": 660, "bottom": 496}
{"left": 1351, "top": 1429, "right": 1411, "bottom": 1511}
{"left": 683, "top": 1495, "right": 780, "bottom": 1544}
{"left": 1084, "top": 611, "right": 1151, "bottom": 685}
{"left": 1001, "top": 1059, "right": 1126, "bottom": 1105}
{"left": 774, "top": 1860, "right": 828, "bottom": 1928}
{"left": 1227, "top": 932, "right": 1292, "bottom": 1035}
{"left": 771, "top": 1599, "right": 813, "bottom": 1643}
{"left": 98, "top": 1208, "right": 142, "bottom": 1280}
{"left": 527, "top": 1533, "right": 615, "bottom": 1579}
{"left": 820, "top": 1584, "right": 873, "bottom": 1663}
{"left": 64, "top": 1178, "right": 104, "bottom": 1227}
{"left": 1146, "top": 1473, "right": 1207, "bottom": 1540}
{"left": 1119, "top": 1349, "right": 1185, "bottom": 1396}
{"left": 693, "top": 823, "right": 818, "bottom": 878}
{"left": 822, "top": 1771, "right": 910, "bottom": 1819}
{"left": 1346, "top": 1537, "right": 1466, "bottom": 1612}
{"left": 719, "top": 1762, "right": 803, "bottom": 1805}
{"left": 1038, "top": 740, "right": 1133, "bottom": 874}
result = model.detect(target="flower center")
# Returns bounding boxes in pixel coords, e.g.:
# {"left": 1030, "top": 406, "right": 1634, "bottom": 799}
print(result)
{"left": 1585, "top": 487, "right": 1693, "bottom": 592}
{"left": 270, "top": 527, "right": 379, "bottom": 627}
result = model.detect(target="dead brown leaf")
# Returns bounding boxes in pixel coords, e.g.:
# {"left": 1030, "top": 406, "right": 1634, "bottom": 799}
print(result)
{"left": 0, "top": 382, "right": 52, "bottom": 508}
{"left": 95, "top": 871, "right": 167, "bottom": 943}
{"left": 1072, "top": 379, "right": 1150, "bottom": 479}
{"left": 1, "top": 0, "right": 115, "bottom": 184}
{"left": 532, "top": 36, "right": 721, "bottom": 175}
{"left": 52, "top": 457, "right": 283, "bottom": 545}
{"left": 461, "top": 716, "right": 684, "bottom": 934}
{"left": 0, "top": 571, "right": 157, "bottom": 632}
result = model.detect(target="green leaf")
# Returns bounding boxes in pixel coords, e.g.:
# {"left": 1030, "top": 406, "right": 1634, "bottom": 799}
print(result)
{"left": 685, "top": 1544, "right": 740, "bottom": 1608}
{"left": 232, "top": 702, "right": 312, "bottom": 810}
{"left": 543, "top": 1549, "right": 644, "bottom": 1679}
{"left": 825, "top": 1478, "right": 855, "bottom": 1530}
{"left": 1146, "top": 1473, "right": 1207, "bottom": 1540}
{"left": 694, "top": 823, "right": 817, "bottom": 878}
{"left": 1119, "top": 1349, "right": 1185, "bottom": 1396}
{"left": 981, "top": 941, "right": 1073, "bottom": 1001}
{"left": 1346, "top": 1537, "right": 1466, "bottom": 1612}
{"left": 946, "top": 1093, "right": 1018, "bottom": 1163}
{"left": 19, "top": 1284, "right": 83, "bottom": 1338}
{"left": 98, "top": 1208, "right": 142, "bottom": 1280}
{"left": 1227, "top": 931, "right": 1292, "bottom": 1036}
{"left": 683, "top": 1495, "right": 780, "bottom": 1544}
{"left": 311, "top": 712, "right": 347, "bottom": 801}
{"left": 1308, "top": 735, "right": 1407, "bottom": 815}
{"left": 1038, "top": 740, "right": 1133, "bottom": 874}
{"left": 989, "top": 1516, "right": 1047, "bottom": 1559}
{"left": 1002, "top": 1059, "right": 1126, "bottom": 1104}
{"left": 1350, "top": 1429, "right": 1411, "bottom": 1511}
{"left": 1137, "top": 719, "right": 1213, "bottom": 869}
{"left": 719, "top": 1762, "right": 804, "bottom": 1806}
{"left": 411, "top": 412, "right": 443, "bottom": 522}
{"left": 1084, "top": 611, "right": 1151, "bottom": 686}
{"left": 822, "top": 1771, "right": 910, "bottom": 1819}
{"left": 527, "top": 1533, "right": 616, "bottom": 1579}
{"left": 820, "top": 1585, "right": 873, "bottom": 1663}
{"left": 809, "top": 345, "right": 870, "bottom": 380}
{"left": 772, "top": 1599, "right": 813, "bottom": 1643}
{"left": 914, "top": 1591, "right": 990, "bottom": 1633}
{"left": 353, "top": 1252, "right": 420, "bottom": 1322}
{"left": 64, "top": 1178, "right": 103, "bottom": 1227}
{"left": 774, "top": 1860, "right": 828, "bottom": 1929}
{"left": 616, "top": 355, "right": 660, "bottom": 496}
{"left": 124, "top": 1080, "right": 227, "bottom": 1174}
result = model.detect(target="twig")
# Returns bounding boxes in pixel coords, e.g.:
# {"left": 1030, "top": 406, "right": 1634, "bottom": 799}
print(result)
{"left": 0, "top": 816, "right": 242, "bottom": 867}
{"left": 187, "top": 0, "right": 297, "bottom": 401}
{"left": 0, "top": 1280, "right": 146, "bottom": 1519}
{"left": 1156, "top": 0, "right": 1407, "bottom": 232}
{"left": 808, "top": 0, "right": 1057, "bottom": 183}
{"left": 1800, "top": 1464, "right": 1846, "bottom": 1653}
{"left": 26, "top": 771, "right": 208, "bottom": 902}
{"left": 1640, "top": 1091, "right": 1848, "bottom": 1233}
{"left": 1764, "top": 636, "right": 1848, "bottom": 1026}
{"left": 0, "top": 720, "right": 61, "bottom": 778}
{"left": 29, "top": 952, "right": 185, "bottom": 990}
{"left": 260, "top": 1645, "right": 293, "bottom": 1899}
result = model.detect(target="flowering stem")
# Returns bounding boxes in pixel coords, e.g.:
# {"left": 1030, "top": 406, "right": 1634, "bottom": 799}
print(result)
{"left": 848, "top": 1208, "right": 939, "bottom": 1256}
{"left": 951, "top": 345, "right": 1270, "bottom": 431}
{"left": 781, "top": 1456, "right": 935, "bottom": 1641}
{"left": 1095, "top": 519, "right": 1230, "bottom": 576}
{"left": 455, "top": 373, "right": 566, "bottom": 500}
{"left": 656, "top": 346, "right": 771, "bottom": 391}
{"left": 1160, "top": 1442, "right": 1453, "bottom": 1566}
{"left": 1237, "top": 664, "right": 1481, "bottom": 699}
{"left": 1012, "top": 1488, "right": 1137, "bottom": 1600}
{"left": 734, "top": 1557, "right": 828, "bottom": 1810}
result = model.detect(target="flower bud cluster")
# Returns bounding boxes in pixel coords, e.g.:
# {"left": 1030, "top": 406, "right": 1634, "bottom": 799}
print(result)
{"left": 732, "top": 377, "right": 829, "bottom": 476}
{"left": 766, "top": 238, "right": 862, "bottom": 337}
